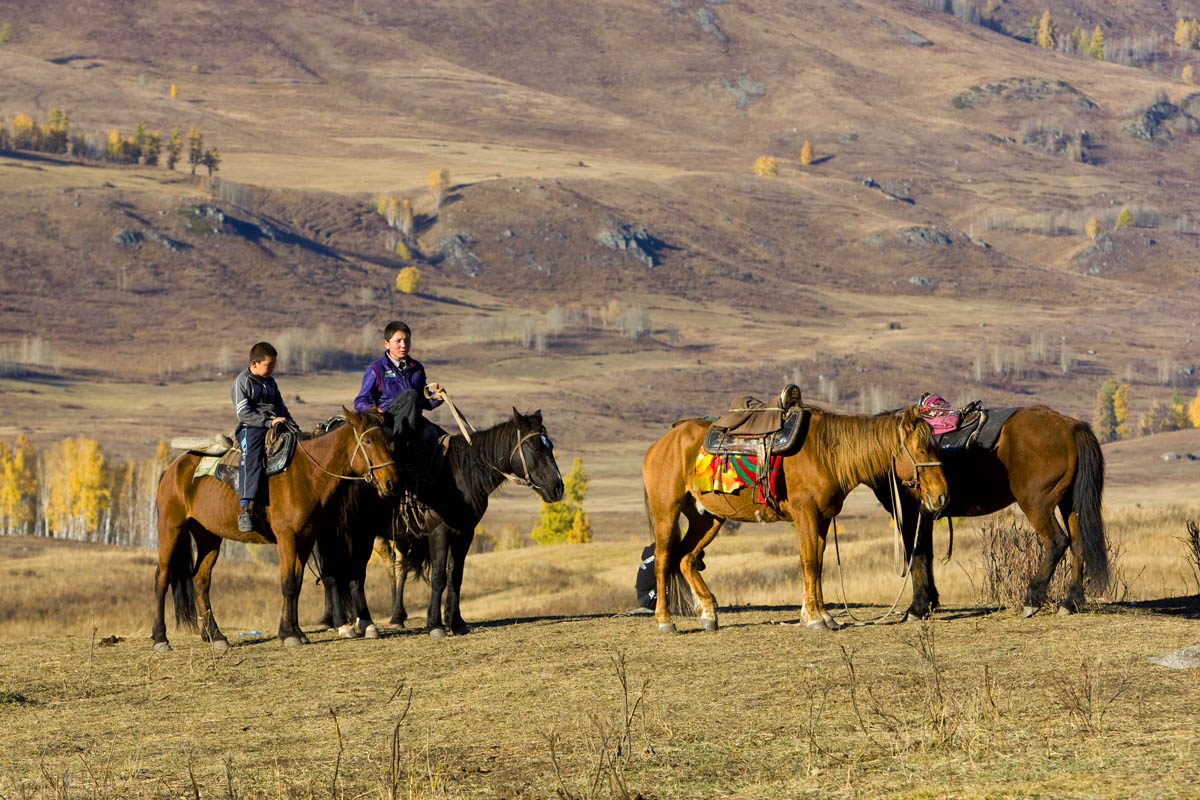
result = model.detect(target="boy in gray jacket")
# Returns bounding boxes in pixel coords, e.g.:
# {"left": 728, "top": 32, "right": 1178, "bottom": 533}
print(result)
{"left": 231, "top": 342, "right": 295, "bottom": 532}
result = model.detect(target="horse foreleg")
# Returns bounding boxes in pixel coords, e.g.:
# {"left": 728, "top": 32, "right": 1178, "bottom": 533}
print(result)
{"left": 276, "top": 537, "right": 308, "bottom": 646}
{"left": 906, "top": 513, "right": 939, "bottom": 620}
{"left": 794, "top": 509, "right": 838, "bottom": 631}
{"left": 374, "top": 536, "right": 408, "bottom": 627}
{"left": 1020, "top": 505, "right": 1071, "bottom": 618}
{"left": 444, "top": 530, "right": 473, "bottom": 635}
{"left": 191, "top": 530, "right": 229, "bottom": 650}
{"left": 347, "top": 539, "right": 378, "bottom": 639}
{"left": 425, "top": 526, "right": 451, "bottom": 638}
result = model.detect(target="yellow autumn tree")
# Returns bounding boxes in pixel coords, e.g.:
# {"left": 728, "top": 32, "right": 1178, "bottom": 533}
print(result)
{"left": 398, "top": 198, "right": 415, "bottom": 242}
{"left": 0, "top": 435, "right": 36, "bottom": 534}
{"left": 753, "top": 155, "right": 777, "bottom": 176}
{"left": 394, "top": 240, "right": 412, "bottom": 261}
{"left": 1184, "top": 64, "right": 1196, "bottom": 85}
{"left": 1084, "top": 215, "right": 1100, "bottom": 239}
{"left": 395, "top": 265, "right": 420, "bottom": 294}
{"left": 43, "top": 436, "right": 110, "bottom": 539}
{"left": 1115, "top": 207, "right": 1133, "bottom": 227}
{"left": 801, "top": 140, "right": 815, "bottom": 165}
{"left": 427, "top": 168, "right": 449, "bottom": 211}
{"left": 376, "top": 193, "right": 390, "bottom": 216}
{"left": 1036, "top": 11, "right": 1056, "bottom": 50}
{"left": 11, "top": 113, "right": 34, "bottom": 149}
{"left": 531, "top": 458, "right": 590, "bottom": 545}
{"left": 170, "top": 83, "right": 179, "bottom": 99}
{"left": 1188, "top": 388, "right": 1200, "bottom": 427}
{"left": 1112, "top": 383, "right": 1131, "bottom": 439}
{"left": 1088, "top": 26, "right": 1105, "bottom": 59}
{"left": 1176, "top": 17, "right": 1200, "bottom": 49}
{"left": 106, "top": 128, "right": 125, "bottom": 162}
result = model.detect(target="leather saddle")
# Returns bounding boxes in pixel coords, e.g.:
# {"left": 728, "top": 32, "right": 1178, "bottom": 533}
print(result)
{"left": 703, "top": 385, "right": 806, "bottom": 459}
{"left": 188, "top": 425, "right": 299, "bottom": 496}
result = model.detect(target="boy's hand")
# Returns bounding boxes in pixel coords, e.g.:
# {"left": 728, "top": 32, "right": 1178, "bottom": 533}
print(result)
{"left": 428, "top": 382, "right": 445, "bottom": 399}
{"left": 270, "top": 416, "right": 286, "bottom": 426}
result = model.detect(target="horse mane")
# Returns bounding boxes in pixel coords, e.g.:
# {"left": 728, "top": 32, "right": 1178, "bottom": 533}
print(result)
{"left": 807, "top": 405, "right": 927, "bottom": 492}
{"left": 443, "top": 414, "right": 526, "bottom": 508}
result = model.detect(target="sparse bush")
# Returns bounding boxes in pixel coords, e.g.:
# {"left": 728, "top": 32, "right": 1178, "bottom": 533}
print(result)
{"left": 616, "top": 306, "right": 648, "bottom": 340}
{"left": 395, "top": 266, "right": 420, "bottom": 294}
{"left": 0, "top": 22, "right": 10, "bottom": 45}
{"left": 1084, "top": 214, "right": 1100, "bottom": 239}
{"left": 1184, "top": 65, "right": 1197, "bottom": 85}
{"left": 753, "top": 155, "right": 777, "bottom": 176}
{"left": 273, "top": 324, "right": 357, "bottom": 373}
{"left": 976, "top": 516, "right": 1071, "bottom": 608}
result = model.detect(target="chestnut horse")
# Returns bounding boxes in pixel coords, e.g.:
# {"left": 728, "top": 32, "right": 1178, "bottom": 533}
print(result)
{"left": 151, "top": 408, "right": 399, "bottom": 651}
{"left": 872, "top": 405, "right": 1107, "bottom": 619}
{"left": 643, "top": 406, "right": 949, "bottom": 633}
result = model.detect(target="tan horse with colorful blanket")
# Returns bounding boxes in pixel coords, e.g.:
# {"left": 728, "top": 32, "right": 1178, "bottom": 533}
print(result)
{"left": 642, "top": 406, "right": 949, "bottom": 632}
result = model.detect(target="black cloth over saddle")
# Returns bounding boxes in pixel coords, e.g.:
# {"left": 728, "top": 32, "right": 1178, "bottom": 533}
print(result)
{"left": 211, "top": 426, "right": 298, "bottom": 497}
{"left": 385, "top": 390, "right": 447, "bottom": 470}
{"left": 933, "top": 404, "right": 1019, "bottom": 452}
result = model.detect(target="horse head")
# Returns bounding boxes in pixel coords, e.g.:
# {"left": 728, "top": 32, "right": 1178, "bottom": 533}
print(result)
{"left": 510, "top": 408, "right": 564, "bottom": 503}
{"left": 894, "top": 406, "right": 948, "bottom": 515}
{"left": 342, "top": 406, "right": 400, "bottom": 498}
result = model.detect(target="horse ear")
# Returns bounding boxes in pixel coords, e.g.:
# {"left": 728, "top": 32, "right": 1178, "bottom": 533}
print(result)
{"left": 531, "top": 410, "right": 543, "bottom": 425}
{"left": 512, "top": 406, "right": 521, "bottom": 420}
{"left": 342, "top": 405, "right": 358, "bottom": 422}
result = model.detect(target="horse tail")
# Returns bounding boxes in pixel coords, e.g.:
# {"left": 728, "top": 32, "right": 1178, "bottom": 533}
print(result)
{"left": 642, "top": 486, "right": 697, "bottom": 616}
{"left": 168, "top": 528, "right": 198, "bottom": 632}
{"left": 1072, "top": 422, "right": 1109, "bottom": 594}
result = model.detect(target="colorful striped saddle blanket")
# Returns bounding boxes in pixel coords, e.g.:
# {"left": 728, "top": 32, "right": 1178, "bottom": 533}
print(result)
{"left": 693, "top": 451, "right": 783, "bottom": 504}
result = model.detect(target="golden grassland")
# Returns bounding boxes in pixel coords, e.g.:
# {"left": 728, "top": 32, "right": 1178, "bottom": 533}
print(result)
{"left": 2, "top": 506, "right": 1200, "bottom": 797}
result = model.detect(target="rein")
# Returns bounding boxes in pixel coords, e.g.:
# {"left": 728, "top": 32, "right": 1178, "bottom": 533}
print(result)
{"left": 438, "top": 389, "right": 552, "bottom": 492}
{"left": 296, "top": 424, "right": 394, "bottom": 483}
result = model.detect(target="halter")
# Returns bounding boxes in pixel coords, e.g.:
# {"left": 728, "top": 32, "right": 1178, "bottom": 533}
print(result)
{"left": 298, "top": 424, "right": 395, "bottom": 484}
{"left": 896, "top": 426, "right": 942, "bottom": 491}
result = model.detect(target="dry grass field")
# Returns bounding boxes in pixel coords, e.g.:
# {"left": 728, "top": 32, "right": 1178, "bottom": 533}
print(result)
{"left": 3, "top": 0, "right": 1200, "bottom": 795}
{"left": 3, "top": 503, "right": 1200, "bottom": 798}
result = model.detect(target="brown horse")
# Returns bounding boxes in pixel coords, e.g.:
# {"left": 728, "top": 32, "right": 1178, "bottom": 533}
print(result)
{"left": 151, "top": 408, "right": 399, "bottom": 651}
{"left": 643, "top": 406, "right": 949, "bottom": 633}
{"left": 872, "top": 405, "right": 1107, "bottom": 619}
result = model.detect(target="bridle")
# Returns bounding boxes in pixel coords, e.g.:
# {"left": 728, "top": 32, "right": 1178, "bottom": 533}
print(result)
{"left": 896, "top": 426, "right": 942, "bottom": 492}
{"left": 492, "top": 429, "right": 558, "bottom": 494}
{"left": 298, "top": 424, "right": 395, "bottom": 484}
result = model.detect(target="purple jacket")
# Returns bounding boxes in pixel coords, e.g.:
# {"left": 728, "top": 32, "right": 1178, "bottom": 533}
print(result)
{"left": 353, "top": 353, "right": 443, "bottom": 413}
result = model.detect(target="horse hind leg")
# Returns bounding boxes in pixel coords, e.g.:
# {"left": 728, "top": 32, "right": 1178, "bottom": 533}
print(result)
{"left": 1020, "top": 505, "right": 1072, "bottom": 618}
{"left": 1056, "top": 502, "right": 1087, "bottom": 615}
{"left": 678, "top": 502, "right": 725, "bottom": 631}
{"left": 191, "top": 529, "right": 230, "bottom": 650}
{"left": 152, "top": 516, "right": 196, "bottom": 652}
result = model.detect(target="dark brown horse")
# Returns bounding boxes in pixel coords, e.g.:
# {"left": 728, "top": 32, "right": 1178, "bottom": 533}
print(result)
{"left": 873, "top": 405, "right": 1107, "bottom": 619}
{"left": 151, "top": 408, "right": 399, "bottom": 651}
{"left": 643, "top": 406, "right": 949, "bottom": 633}
{"left": 318, "top": 409, "right": 564, "bottom": 638}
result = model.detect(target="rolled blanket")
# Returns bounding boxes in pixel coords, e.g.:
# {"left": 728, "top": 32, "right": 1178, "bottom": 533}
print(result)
{"left": 169, "top": 434, "right": 235, "bottom": 455}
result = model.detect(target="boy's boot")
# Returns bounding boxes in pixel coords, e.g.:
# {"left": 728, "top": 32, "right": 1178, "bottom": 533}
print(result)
{"left": 238, "top": 502, "right": 254, "bottom": 532}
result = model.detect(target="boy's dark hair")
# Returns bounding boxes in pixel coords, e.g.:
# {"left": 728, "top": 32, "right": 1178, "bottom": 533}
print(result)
{"left": 384, "top": 321, "right": 411, "bottom": 340}
{"left": 249, "top": 342, "right": 277, "bottom": 363}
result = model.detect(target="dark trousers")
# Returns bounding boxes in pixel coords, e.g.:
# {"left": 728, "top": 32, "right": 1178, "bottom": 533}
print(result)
{"left": 238, "top": 425, "right": 268, "bottom": 503}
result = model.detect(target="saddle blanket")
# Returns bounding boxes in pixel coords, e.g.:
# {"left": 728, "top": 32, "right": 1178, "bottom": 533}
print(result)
{"left": 693, "top": 451, "right": 782, "bottom": 504}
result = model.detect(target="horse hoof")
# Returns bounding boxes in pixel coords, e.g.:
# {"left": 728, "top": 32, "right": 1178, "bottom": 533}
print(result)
{"left": 313, "top": 623, "right": 332, "bottom": 633}
{"left": 283, "top": 636, "right": 304, "bottom": 647}
{"left": 364, "top": 624, "right": 380, "bottom": 639}
{"left": 1057, "top": 605, "right": 1075, "bottom": 617}
{"left": 212, "top": 639, "right": 230, "bottom": 652}
{"left": 429, "top": 627, "right": 447, "bottom": 640}
{"left": 337, "top": 624, "right": 360, "bottom": 639}
{"left": 806, "top": 619, "right": 831, "bottom": 632}
{"left": 657, "top": 623, "right": 677, "bottom": 634}
{"left": 451, "top": 625, "right": 472, "bottom": 636}
{"left": 153, "top": 641, "right": 172, "bottom": 653}
{"left": 701, "top": 618, "right": 718, "bottom": 632}
{"left": 1021, "top": 606, "right": 1039, "bottom": 618}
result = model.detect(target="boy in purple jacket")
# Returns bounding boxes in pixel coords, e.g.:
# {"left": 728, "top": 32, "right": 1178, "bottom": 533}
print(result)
{"left": 354, "top": 321, "right": 446, "bottom": 462}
